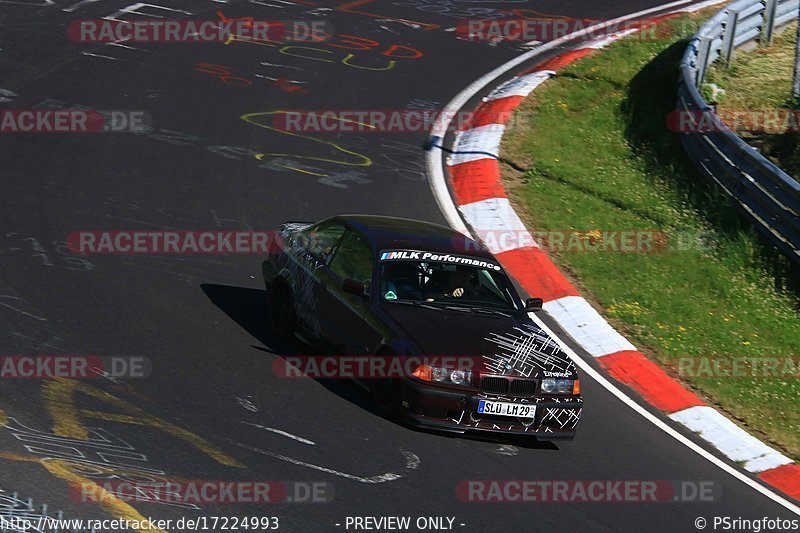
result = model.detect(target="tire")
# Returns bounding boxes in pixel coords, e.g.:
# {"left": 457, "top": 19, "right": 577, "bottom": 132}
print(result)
{"left": 370, "top": 350, "right": 402, "bottom": 418}
{"left": 267, "top": 278, "right": 295, "bottom": 337}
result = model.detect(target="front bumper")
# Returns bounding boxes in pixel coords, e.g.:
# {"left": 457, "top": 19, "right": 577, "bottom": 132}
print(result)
{"left": 400, "top": 378, "right": 582, "bottom": 439}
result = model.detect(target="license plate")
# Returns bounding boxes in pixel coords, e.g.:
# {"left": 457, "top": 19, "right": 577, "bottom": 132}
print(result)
{"left": 477, "top": 400, "right": 536, "bottom": 418}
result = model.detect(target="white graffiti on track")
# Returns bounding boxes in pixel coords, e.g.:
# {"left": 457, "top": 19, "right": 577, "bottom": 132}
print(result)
{"left": 2, "top": 234, "right": 94, "bottom": 272}
{"left": 0, "top": 489, "right": 91, "bottom": 533}
{"left": 0, "top": 88, "right": 18, "bottom": 103}
{"left": 231, "top": 441, "right": 420, "bottom": 484}
{"left": 241, "top": 422, "right": 315, "bottom": 446}
{"left": 236, "top": 396, "right": 259, "bottom": 413}
{"left": 4, "top": 417, "right": 199, "bottom": 510}
{"left": 0, "top": 0, "right": 54, "bottom": 5}
{"left": 0, "top": 296, "right": 47, "bottom": 322}
{"left": 392, "top": 0, "right": 517, "bottom": 20}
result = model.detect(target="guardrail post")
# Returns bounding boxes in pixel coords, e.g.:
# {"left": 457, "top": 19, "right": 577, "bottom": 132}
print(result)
{"left": 794, "top": 8, "right": 800, "bottom": 97}
{"left": 696, "top": 35, "right": 713, "bottom": 85}
{"left": 761, "top": 0, "right": 778, "bottom": 45}
{"left": 721, "top": 8, "right": 741, "bottom": 66}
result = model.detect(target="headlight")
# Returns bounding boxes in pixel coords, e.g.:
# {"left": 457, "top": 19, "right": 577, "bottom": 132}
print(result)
{"left": 412, "top": 365, "right": 473, "bottom": 387}
{"left": 541, "top": 378, "right": 579, "bottom": 395}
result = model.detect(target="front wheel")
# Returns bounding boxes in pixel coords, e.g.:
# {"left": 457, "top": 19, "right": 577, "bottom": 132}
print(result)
{"left": 369, "top": 349, "right": 403, "bottom": 417}
{"left": 370, "top": 377, "right": 402, "bottom": 418}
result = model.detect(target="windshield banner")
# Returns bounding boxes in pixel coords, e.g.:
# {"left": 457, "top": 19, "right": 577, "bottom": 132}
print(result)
{"left": 379, "top": 250, "right": 501, "bottom": 271}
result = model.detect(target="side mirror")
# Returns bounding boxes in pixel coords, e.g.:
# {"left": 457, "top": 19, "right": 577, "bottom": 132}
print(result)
{"left": 525, "top": 297, "right": 543, "bottom": 311}
{"left": 343, "top": 278, "right": 366, "bottom": 297}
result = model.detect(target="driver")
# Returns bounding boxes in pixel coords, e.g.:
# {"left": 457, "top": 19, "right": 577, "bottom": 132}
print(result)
{"left": 445, "top": 269, "right": 471, "bottom": 298}
{"left": 424, "top": 268, "right": 474, "bottom": 299}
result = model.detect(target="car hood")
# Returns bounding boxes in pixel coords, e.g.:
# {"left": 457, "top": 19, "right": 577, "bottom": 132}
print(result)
{"left": 381, "top": 304, "right": 578, "bottom": 379}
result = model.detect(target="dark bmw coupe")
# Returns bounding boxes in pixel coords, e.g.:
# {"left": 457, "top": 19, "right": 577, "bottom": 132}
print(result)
{"left": 262, "top": 215, "right": 583, "bottom": 439}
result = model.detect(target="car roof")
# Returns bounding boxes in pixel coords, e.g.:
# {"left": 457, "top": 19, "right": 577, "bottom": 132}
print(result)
{"left": 329, "top": 215, "right": 494, "bottom": 260}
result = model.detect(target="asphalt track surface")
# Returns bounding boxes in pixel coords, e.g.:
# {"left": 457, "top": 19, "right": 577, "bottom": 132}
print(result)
{"left": 1, "top": 1, "right": 798, "bottom": 532}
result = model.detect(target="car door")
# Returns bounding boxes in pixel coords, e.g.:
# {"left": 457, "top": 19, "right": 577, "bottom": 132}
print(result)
{"left": 287, "top": 221, "right": 346, "bottom": 343}
{"left": 314, "top": 227, "right": 382, "bottom": 356}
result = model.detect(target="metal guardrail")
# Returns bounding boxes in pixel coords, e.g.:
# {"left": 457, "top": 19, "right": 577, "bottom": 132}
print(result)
{"left": 678, "top": 0, "right": 800, "bottom": 264}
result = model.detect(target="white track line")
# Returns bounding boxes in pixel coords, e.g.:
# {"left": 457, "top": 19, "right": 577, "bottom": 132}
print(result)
{"left": 425, "top": 0, "right": 800, "bottom": 515}
{"left": 241, "top": 422, "right": 316, "bottom": 445}
{"left": 231, "top": 441, "right": 404, "bottom": 484}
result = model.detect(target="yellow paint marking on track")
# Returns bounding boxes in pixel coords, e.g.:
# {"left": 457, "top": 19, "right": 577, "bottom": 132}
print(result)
{"left": 0, "top": 453, "right": 166, "bottom": 533}
{"left": 43, "top": 379, "right": 88, "bottom": 439}
{"left": 42, "top": 460, "right": 166, "bottom": 533}
{"left": 0, "top": 408, "right": 7, "bottom": 428}
{"left": 43, "top": 379, "right": 244, "bottom": 467}
{"left": 80, "top": 410, "right": 146, "bottom": 425}
{"left": 342, "top": 54, "right": 395, "bottom": 70}
{"left": 224, "top": 33, "right": 280, "bottom": 47}
{"left": 243, "top": 110, "right": 373, "bottom": 176}
{"left": 0, "top": 451, "right": 39, "bottom": 462}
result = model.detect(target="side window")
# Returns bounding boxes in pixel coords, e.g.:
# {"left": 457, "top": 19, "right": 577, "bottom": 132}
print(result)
{"left": 301, "top": 223, "right": 346, "bottom": 264}
{"left": 328, "top": 230, "right": 373, "bottom": 291}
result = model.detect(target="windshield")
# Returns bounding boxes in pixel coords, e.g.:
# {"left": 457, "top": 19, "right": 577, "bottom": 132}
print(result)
{"left": 379, "top": 252, "right": 520, "bottom": 311}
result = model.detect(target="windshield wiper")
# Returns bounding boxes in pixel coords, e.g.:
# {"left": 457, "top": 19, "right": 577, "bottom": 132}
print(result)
{"left": 437, "top": 304, "right": 473, "bottom": 312}
{"left": 413, "top": 300, "right": 473, "bottom": 312}
{"left": 471, "top": 307, "right": 515, "bottom": 317}
{"left": 424, "top": 299, "right": 516, "bottom": 316}
{"left": 387, "top": 300, "right": 514, "bottom": 316}
{"left": 385, "top": 300, "right": 442, "bottom": 311}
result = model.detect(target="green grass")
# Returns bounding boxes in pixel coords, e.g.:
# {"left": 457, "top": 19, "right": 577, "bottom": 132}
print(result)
{"left": 705, "top": 23, "right": 800, "bottom": 177}
{"left": 501, "top": 13, "right": 800, "bottom": 457}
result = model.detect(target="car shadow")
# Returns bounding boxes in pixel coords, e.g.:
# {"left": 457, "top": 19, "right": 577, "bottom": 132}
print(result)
{"left": 201, "top": 282, "right": 560, "bottom": 451}
{"left": 200, "top": 283, "right": 371, "bottom": 410}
